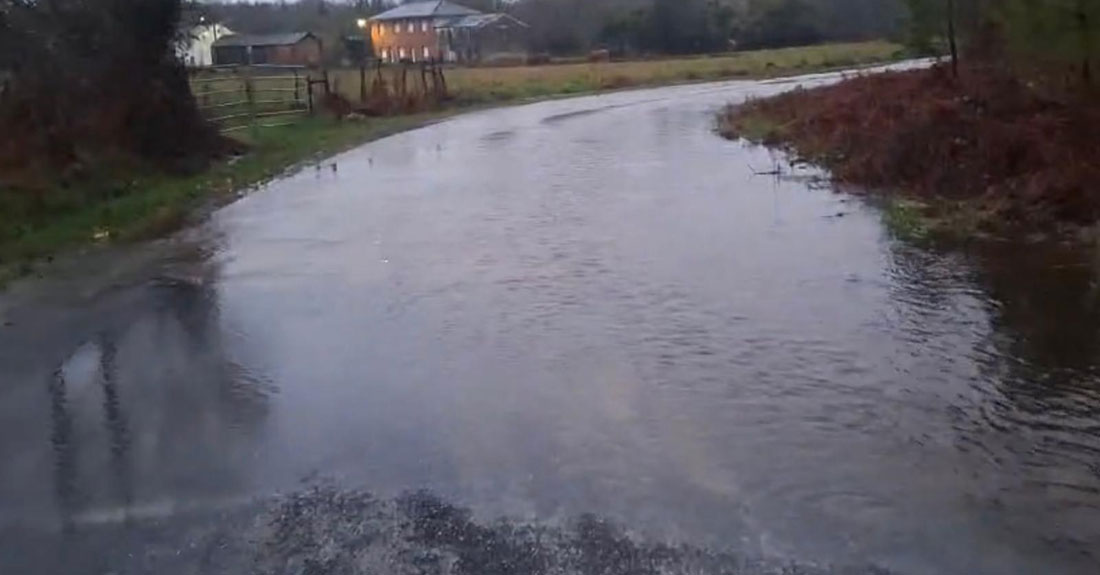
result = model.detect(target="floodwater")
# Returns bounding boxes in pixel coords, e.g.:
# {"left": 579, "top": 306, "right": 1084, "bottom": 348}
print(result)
{"left": 2, "top": 66, "right": 1099, "bottom": 575}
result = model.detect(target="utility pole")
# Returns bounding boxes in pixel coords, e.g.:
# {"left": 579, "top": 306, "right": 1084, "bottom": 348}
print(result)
{"left": 946, "top": 0, "right": 959, "bottom": 78}
{"left": 1078, "top": 0, "right": 1092, "bottom": 84}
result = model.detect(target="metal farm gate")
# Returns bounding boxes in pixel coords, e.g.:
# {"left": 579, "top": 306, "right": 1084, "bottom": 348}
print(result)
{"left": 190, "top": 64, "right": 324, "bottom": 133}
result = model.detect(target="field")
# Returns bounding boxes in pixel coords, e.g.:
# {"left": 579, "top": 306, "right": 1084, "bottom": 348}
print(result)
{"left": 329, "top": 41, "right": 904, "bottom": 104}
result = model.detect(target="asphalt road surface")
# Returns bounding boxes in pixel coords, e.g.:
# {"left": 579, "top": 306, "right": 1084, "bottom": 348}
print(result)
{"left": 2, "top": 64, "right": 1098, "bottom": 575}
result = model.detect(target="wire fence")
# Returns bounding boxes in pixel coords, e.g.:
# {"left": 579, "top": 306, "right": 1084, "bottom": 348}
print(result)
{"left": 190, "top": 64, "right": 324, "bottom": 133}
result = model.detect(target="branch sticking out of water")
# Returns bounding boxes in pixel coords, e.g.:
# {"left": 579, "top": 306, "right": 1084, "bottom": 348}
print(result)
{"left": 747, "top": 162, "right": 784, "bottom": 176}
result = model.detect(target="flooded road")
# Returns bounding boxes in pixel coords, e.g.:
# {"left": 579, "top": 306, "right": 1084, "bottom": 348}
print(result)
{"left": 2, "top": 67, "right": 1099, "bottom": 574}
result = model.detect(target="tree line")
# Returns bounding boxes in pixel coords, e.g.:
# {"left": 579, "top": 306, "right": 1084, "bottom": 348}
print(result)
{"left": 511, "top": 0, "right": 906, "bottom": 55}
{"left": 905, "top": 0, "right": 1098, "bottom": 84}
{"left": 201, "top": 0, "right": 908, "bottom": 58}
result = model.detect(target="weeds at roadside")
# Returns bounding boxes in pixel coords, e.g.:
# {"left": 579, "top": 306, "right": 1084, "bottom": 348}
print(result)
{"left": 0, "top": 114, "right": 449, "bottom": 286}
{"left": 882, "top": 198, "right": 930, "bottom": 241}
{"left": 716, "top": 64, "right": 1100, "bottom": 240}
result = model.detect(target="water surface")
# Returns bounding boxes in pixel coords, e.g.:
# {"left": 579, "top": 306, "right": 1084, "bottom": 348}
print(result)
{"left": 1, "top": 68, "right": 1098, "bottom": 575}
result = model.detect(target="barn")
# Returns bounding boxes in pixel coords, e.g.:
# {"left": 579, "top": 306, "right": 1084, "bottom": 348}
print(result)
{"left": 212, "top": 32, "right": 323, "bottom": 66}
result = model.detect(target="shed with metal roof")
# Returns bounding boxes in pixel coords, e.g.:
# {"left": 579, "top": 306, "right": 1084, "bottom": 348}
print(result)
{"left": 212, "top": 32, "right": 323, "bottom": 66}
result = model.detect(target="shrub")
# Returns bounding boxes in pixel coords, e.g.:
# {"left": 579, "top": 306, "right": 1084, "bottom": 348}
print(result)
{"left": 0, "top": 0, "right": 218, "bottom": 190}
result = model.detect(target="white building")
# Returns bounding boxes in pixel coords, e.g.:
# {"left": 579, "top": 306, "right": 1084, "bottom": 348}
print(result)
{"left": 179, "top": 22, "right": 234, "bottom": 68}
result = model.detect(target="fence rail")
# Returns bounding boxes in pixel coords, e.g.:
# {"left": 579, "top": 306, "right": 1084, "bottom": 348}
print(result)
{"left": 190, "top": 64, "right": 322, "bottom": 133}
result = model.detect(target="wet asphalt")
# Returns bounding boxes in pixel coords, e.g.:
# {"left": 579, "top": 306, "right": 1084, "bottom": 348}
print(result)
{"left": 2, "top": 63, "right": 1099, "bottom": 575}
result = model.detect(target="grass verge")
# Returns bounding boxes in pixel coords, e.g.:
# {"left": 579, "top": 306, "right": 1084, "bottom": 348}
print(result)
{"left": 0, "top": 113, "right": 450, "bottom": 286}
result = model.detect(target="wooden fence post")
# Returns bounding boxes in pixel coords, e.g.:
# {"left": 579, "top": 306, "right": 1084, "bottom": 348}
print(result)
{"left": 307, "top": 72, "right": 315, "bottom": 115}
{"left": 399, "top": 64, "right": 408, "bottom": 103}
{"left": 436, "top": 61, "right": 448, "bottom": 99}
{"left": 420, "top": 62, "right": 429, "bottom": 98}
{"left": 243, "top": 66, "right": 257, "bottom": 137}
{"left": 359, "top": 63, "right": 367, "bottom": 102}
{"left": 293, "top": 69, "right": 301, "bottom": 108}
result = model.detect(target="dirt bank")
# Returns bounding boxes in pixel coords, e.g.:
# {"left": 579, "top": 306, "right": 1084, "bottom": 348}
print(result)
{"left": 718, "top": 64, "right": 1100, "bottom": 238}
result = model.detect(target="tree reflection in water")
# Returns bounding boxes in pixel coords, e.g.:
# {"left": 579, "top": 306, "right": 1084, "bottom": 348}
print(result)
{"left": 42, "top": 256, "right": 273, "bottom": 529}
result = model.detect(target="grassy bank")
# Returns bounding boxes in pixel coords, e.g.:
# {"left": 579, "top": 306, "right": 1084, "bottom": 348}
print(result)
{"left": 0, "top": 114, "right": 449, "bottom": 285}
{"left": 718, "top": 64, "right": 1100, "bottom": 240}
{"left": 1, "top": 42, "right": 903, "bottom": 285}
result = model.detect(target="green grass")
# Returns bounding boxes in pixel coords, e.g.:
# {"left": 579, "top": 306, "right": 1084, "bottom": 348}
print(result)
{"left": 882, "top": 198, "right": 931, "bottom": 241}
{"left": 0, "top": 113, "right": 450, "bottom": 285}
{"left": 881, "top": 197, "right": 991, "bottom": 243}
{"left": 716, "top": 102, "right": 793, "bottom": 144}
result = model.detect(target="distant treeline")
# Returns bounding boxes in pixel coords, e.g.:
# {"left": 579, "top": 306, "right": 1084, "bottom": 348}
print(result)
{"left": 200, "top": 0, "right": 909, "bottom": 58}
{"left": 906, "top": 0, "right": 1098, "bottom": 85}
{"left": 511, "top": 0, "right": 908, "bottom": 55}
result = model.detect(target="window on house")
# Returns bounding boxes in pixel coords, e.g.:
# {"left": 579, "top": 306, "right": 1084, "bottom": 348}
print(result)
{"left": 421, "top": 20, "right": 429, "bottom": 32}
{"left": 381, "top": 48, "right": 389, "bottom": 61}
{"left": 399, "top": 47, "right": 407, "bottom": 60}
{"left": 407, "top": 20, "right": 414, "bottom": 33}
{"left": 423, "top": 46, "right": 431, "bottom": 60}
{"left": 411, "top": 51, "right": 417, "bottom": 62}
{"left": 392, "top": 21, "right": 399, "bottom": 34}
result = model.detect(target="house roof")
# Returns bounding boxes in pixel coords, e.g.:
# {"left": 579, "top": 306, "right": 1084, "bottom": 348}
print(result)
{"left": 440, "top": 13, "right": 529, "bottom": 29}
{"left": 369, "top": 1, "right": 481, "bottom": 21}
{"left": 213, "top": 32, "right": 314, "bottom": 48}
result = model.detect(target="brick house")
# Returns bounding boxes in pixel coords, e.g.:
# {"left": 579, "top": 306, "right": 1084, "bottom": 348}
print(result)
{"left": 368, "top": 0, "right": 527, "bottom": 64}
{"left": 212, "top": 32, "right": 323, "bottom": 66}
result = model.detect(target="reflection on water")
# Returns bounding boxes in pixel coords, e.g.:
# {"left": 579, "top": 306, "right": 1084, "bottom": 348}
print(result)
{"left": 47, "top": 366, "right": 78, "bottom": 531}
{"left": 1, "top": 253, "right": 273, "bottom": 535}
{"left": 98, "top": 335, "right": 133, "bottom": 520}
{"left": 1, "top": 70, "right": 1099, "bottom": 575}
{"left": 969, "top": 244, "right": 1100, "bottom": 546}
{"left": 882, "top": 240, "right": 1100, "bottom": 567}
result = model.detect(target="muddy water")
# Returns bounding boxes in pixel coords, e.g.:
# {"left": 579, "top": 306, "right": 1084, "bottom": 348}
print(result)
{"left": 1, "top": 67, "right": 1099, "bottom": 575}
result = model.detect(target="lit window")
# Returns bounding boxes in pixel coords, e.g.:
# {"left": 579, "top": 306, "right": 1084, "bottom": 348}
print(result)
{"left": 399, "top": 47, "right": 407, "bottom": 60}
{"left": 411, "top": 51, "right": 417, "bottom": 62}
{"left": 423, "top": 46, "right": 431, "bottom": 60}
{"left": 421, "top": 20, "right": 429, "bottom": 32}
{"left": 381, "top": 48, "right": 389, "bottom": 61}
{"left": 392, "top": 21, "right": 399, "bottom": 34}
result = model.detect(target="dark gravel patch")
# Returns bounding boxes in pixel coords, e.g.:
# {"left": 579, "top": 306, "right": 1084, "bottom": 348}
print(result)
{"left": 0, "top": 486, "right": 895, "bottom": 575}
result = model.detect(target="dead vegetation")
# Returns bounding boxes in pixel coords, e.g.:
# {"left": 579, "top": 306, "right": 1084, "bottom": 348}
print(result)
{"left": 718, "top": 64, "right": 1100, "bottom": 233}
{"left": 327, "top": 61, "right": 451, "bottom": 118}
